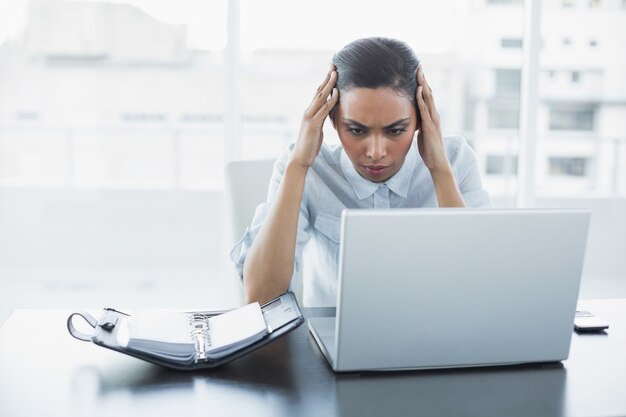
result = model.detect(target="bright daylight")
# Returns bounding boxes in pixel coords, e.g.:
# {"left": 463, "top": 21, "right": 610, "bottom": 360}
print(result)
{"left": 1, "top": 0, "right": 625, "bottom": 415}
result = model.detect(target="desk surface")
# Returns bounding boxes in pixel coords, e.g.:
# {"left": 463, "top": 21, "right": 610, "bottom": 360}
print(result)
{"left": 1, "top": 300, "right": 625, "bottom": 417}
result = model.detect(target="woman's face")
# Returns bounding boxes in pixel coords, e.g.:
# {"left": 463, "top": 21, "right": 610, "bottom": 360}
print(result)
{"left": 332, "top": 87, "right": 418, "bottom": 182}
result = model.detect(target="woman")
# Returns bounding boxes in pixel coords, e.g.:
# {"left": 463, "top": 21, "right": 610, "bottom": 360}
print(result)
{"left": 230, "top": 37, "right": 490, "bottom": 306}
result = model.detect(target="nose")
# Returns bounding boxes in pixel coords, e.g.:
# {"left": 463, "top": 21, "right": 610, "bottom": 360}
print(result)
{"left": 365, "top": 135, "right": 387, "bottom": 161}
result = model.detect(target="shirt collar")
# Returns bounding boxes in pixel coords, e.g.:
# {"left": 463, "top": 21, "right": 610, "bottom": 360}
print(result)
{"left": 340, "top": 140, "right": 417, "bottom": 200}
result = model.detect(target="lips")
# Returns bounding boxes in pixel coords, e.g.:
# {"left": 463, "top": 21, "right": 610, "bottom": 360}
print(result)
{"left": 363, "top": 165, "right": 390, "bottom": 177}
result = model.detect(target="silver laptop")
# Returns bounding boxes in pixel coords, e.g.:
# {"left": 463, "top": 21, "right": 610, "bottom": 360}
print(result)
{"left": 308, "top": 208, "right": 591, "bottom": 372}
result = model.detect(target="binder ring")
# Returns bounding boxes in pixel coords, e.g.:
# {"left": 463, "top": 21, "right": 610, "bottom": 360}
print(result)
{"left": 67, "top": 311, "right": 98, "bottom": 342}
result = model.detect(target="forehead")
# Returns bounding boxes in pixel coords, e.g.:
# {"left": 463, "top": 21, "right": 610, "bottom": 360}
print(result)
{"left": 338, "top": 87, "right": 414, "bottom": 125}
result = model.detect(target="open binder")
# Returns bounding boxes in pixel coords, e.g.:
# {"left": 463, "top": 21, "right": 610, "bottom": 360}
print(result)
{"left": 67, "top": 292, "right": 304, "bottom": 370}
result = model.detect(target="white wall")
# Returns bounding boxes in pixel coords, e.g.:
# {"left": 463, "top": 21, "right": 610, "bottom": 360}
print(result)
{"left": 0, "top": 188, "right": 244, "bottom": 309}
{"left": 537, "top": 197, "right": 626, "bottom": 279}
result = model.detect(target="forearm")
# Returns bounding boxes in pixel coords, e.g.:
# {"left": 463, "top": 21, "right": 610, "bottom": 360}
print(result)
{"left": 242, "top": 160, "right": 308, "bottom": 304}
{"left": 430, "top": 166, "right": 465, "bottom": 208}
{"left": 242, "top": 63, "right": 337, "bottom": 304}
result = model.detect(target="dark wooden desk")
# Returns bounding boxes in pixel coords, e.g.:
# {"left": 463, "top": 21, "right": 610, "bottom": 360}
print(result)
{"left": 1, "top": 300, "right": 625, "bottom": 417}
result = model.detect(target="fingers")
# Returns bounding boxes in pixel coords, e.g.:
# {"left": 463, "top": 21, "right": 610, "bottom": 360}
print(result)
{"left": 416, "top": 66, "right": 438, "bottom": 124}
{"left": 416, "top": 85, "right": 430, "bottom": 123}
{"left": 306, "top": 66, "right": 337, "bottom": 119}
{"left": 312, "top": 64, "right": 336, "bottom": 99}
{"left": 313, "top": 87, "right": 339, "bottom": 120}
{"left": 417, "top": 65, "right": 433, "bottom": 93}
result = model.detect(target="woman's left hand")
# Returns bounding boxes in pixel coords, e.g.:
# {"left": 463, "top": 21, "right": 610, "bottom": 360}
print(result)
{"left": 415, "top": 66, "right": 451, "bottom": 174}
{"left": 415, "top": 66, "right": 465, "bottom": 207}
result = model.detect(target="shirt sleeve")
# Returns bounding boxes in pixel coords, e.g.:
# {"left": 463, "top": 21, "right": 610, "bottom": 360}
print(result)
{"left": 449, "top": 136, "right": 492, "bottom": 208}
{"left": 228, "top": 145, "right": 312, "bottom": 291}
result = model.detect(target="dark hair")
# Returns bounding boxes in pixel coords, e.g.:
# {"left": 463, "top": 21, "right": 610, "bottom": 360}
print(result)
{"left": 332, "top": 37, "right": 421, "bottom": 122}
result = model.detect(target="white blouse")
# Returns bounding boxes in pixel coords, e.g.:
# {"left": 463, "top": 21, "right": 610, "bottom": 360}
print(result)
{"left": 230, "top": 135, "right": 491, "bottom": 307}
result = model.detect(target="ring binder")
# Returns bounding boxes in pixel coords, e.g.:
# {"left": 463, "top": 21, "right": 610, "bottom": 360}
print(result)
{"left": 67, "top": 292, "right": 304, "bottom": 370}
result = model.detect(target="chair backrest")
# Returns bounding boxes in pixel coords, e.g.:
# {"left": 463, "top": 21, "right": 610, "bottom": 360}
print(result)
{"left": 224, "top": 159, "right": 276, "bottom": 247}
{"left": 224, "top": 158, "right": 303, "bottom": 304}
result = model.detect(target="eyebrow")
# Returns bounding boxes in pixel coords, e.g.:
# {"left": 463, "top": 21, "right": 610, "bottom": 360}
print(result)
{"left": 343, "top": 118, "right": 410, "bottom": 129}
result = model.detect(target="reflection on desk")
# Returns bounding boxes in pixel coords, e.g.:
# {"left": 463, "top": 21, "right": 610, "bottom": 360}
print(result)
{"left": 335, "top": 364, "right": 566, "bottom": 416}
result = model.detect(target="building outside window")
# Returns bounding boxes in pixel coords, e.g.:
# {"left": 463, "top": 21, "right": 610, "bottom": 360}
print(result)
{"left": 500, "top": 38, "right": 523, "bottom": 48}
{"left": 548, "top": 157, "right": 590, "bottom": 177}
{"left": 588, "top": 0, "right": 602, "bottom": 9}
{"left": 488, "top": 101, "right": 520, "bottom": 129}
{"left": 549, "top": 104, "right": 595, "bottom": 131}
{"left": 495, "top": 69, "right": 522, "bottom": 96}
{"left": 486, "top": 154, "right": 518, "bottom": 175}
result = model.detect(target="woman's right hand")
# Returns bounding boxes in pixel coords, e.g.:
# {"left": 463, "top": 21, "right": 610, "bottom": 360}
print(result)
{"left": 290, "top": 64, "right": 339, "bottom": 169}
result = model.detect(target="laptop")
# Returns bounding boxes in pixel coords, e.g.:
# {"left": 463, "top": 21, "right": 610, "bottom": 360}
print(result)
{"left": 308, "top": 208, "right": 591, "bottom": 372}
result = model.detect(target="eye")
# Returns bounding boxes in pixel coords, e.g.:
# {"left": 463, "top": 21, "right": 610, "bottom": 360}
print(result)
{"left": 388, "top": 128, "right": 407, "bottom": 135}
{"left": 347, "top": 127, "right": 365, "bottom": 136}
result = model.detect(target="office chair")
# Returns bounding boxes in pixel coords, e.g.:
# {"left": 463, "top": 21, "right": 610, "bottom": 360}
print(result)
{"left": 224, "top": 159, "right": 304, "bottom": 304}
{"left": 225, "top": 159, "right": 276, "bottom": 246}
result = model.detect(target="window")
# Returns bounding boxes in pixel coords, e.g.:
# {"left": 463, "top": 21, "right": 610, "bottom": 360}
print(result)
{"left": 122, "top": 113, "right": 166, "bottom": 123}
{"left": 488, "top": 101, "right": 520, "bottom": 129}
{"left": 486, "top": 155, "right": 518, "bottom": 175}
{"left": 500, "top": 38, "right": 523, "bottom": 48}
{"left": 588, "top": 0, "right": 602, "bottom": 8}
{"left": 0, "top": 0, "right": 228, "bottom": 189}
{"left": 495, "top": 69, "right": 521, "bottom": 96}
{"left": 3, "top": 0, "right": 624, "bottom": 198}
{"left": 532, "top": 2, "right": 625, "bottom": 197}
{"left": 548, "top": 157, "right": 590, "bottom": 177}
{"left": 180, "top": 114, "right": 222, "bottom": 123}
{"left": 242, "top": 115, "right": 287, "bottom": 124}
{"left": 487, "top": 0, "right": 522, "bottom": 4}
{"left": 549, "top": 104, "right": 595, "bottom": 131}
{"left": 1, "top": 0, "right": 525, "bottom": 194}
{"left": 16, "top": 112, "right": 40, "bottom": 122}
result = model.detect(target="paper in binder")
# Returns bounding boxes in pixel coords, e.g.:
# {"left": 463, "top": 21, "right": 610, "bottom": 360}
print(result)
{"left": 123, "top": 303, "right": 268, "bottom": 364}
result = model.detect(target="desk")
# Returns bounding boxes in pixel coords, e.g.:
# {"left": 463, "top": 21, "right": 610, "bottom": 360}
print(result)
{"left": 1, "top": 300, "right": 625, "bottom": 417}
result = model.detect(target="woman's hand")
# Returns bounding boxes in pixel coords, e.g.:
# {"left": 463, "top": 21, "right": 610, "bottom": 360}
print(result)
{"left": 415, "top": 66, "right": 450, "bottom": 174}
{"left": 290, "top": 64, "right": 339, "bottom": 170}
{"left": 416, "top": 65, "right": 465, "bottom": 207}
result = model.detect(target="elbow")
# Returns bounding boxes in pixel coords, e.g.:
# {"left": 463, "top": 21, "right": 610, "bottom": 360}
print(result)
{"left": 242, "top": 273, "right": 289, "bottom": 306}
{"left": 241, "top": 268, "right": 259, "bottom": 304}
{"left": 243, "top": 280, "right": 262, "bottom": 305}
{"left": 243, "top": 280, "right": 288, "bottom": 306}
{"left": 241, "top": 256, "right": 292, "bottom": 305}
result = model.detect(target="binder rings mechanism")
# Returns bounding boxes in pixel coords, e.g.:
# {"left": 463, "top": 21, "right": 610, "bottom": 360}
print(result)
{"left": 189, "top": 313, "right": 212, "bottom": 362}
{"left": 67, "top": 292, "right": 304, "bottom": 370}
